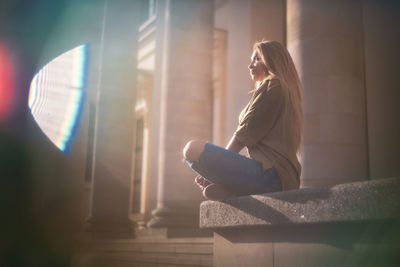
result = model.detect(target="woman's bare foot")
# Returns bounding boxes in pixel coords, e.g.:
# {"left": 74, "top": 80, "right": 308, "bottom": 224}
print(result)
{"left": 202, "top": 184, "right": 237, "bottom": 200}
{"left": 195, "top": 175, "right": 211, "bottom": 190}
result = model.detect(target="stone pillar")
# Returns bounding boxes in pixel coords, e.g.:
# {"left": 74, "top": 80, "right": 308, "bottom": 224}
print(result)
{"left": 287, "top": 0, "right": 368, "bottom": 187}
{"left": 86, "top": 1, "right": 140, "bottom": 237}
{"left": 250, "top": 0, "right": 286, "bottom": 45}
{"left": 363, "top": 0, "right": 400, "bottom": 180}
{"left": 148, "top": 0, "right": 214, "bottom": 228}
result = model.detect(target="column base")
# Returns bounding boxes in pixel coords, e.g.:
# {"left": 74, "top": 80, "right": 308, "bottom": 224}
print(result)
{"left": 148, "top": 206, "right": 198, "bottom": 227}
{"left": 147, "top": 206, "right": 212, "bottom": 238}
{"left": 85, "top": 216, "right": 135, "bottom": 239}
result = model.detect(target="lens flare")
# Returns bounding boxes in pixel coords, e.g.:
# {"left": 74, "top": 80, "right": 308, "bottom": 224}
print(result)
{"left": 28, "top": 44, "right": 90, "bottom": 154}
{"left": 0, "top": 43, "right": 15, "bottom": 122}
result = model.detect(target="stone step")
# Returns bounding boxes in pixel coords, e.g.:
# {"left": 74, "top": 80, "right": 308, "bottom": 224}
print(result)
{"left": 92, "top": 251, "right": 212, "bottom": 266}
{"left": 74, "top": 237, "right": 214, "bottom": 267}
{"left": 92, "top": 242, "right": 213, "bottom": 254}
{"left": 94, "top": 239, "right": 213, "bottom": 244}
{"left": 98, "top": 259, "right": 209, "bottom": 267}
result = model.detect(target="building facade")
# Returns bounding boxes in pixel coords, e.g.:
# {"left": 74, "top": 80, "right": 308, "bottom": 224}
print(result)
{"left": 1, "top": 0, "right": 399, "bottom": 266}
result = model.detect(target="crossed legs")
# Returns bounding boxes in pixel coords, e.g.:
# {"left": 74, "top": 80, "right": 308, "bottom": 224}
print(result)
{"left": 183, "top": 140, "right": 210, "bottom": 189}
{"left": 183, "top": 140, "right": 236, "bottom": 200}
{"left": 182, "top": 140, "right": 206, "bottom": 162}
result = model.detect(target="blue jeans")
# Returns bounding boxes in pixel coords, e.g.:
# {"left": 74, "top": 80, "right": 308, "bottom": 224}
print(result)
{"left": 186, "top": 143, "right": 282, "bottom": 195}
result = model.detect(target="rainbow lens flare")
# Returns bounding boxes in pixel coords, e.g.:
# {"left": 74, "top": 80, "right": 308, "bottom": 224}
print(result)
{"left": 28, "top": 44, "right": 90, "bottom": 154}
{"left": 0, "top": 43, "right": 15, "bottom": 122}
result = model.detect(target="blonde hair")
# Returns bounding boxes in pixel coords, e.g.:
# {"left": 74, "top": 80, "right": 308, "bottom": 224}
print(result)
{"left": 254, "top": 40, "right": 304, "bottom": 152}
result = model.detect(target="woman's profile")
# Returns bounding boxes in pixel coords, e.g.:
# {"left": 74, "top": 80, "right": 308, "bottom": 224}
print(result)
{"left": 183, "top": 40, "right": 303, "bottom": 200}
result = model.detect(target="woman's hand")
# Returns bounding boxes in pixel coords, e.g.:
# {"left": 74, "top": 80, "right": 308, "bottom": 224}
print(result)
{"left": 225, "top": 135, "right": 244, "bottom": 153}
{"left": 195, "top": 175, "right": 211, "bottom": 190}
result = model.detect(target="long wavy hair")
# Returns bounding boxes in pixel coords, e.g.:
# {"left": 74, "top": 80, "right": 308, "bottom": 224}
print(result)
{"left": 254, "top": 40, "right": 304, "bottom": 153}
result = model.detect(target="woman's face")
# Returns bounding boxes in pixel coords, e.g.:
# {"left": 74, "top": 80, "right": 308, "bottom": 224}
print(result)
{"left": 248, "top": 50, "right": 267, "bottom": 82}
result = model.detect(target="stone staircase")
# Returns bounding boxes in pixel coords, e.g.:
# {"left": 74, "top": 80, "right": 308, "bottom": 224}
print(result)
{"left": 73, "top": 235, "right": 213, "bottom": 267}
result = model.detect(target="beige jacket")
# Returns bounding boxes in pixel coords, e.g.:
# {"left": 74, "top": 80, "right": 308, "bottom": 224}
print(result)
{"left": 234, "top": 78, "right": 301, "bottom": 191}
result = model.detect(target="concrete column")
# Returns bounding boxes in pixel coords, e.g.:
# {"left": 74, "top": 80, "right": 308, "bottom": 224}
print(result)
{"left": 216, "top": 0, "right": 252, "bottom": 146}
{"left": 287, "top": 0, "right": 368, "bottom": 187}
{"left": 148, "top": 0, "right": 213, "bottom": 228}
{"left": 250, "top": 0, "right": 286, "bottom": 45}
{"left": 86, "top": 1, "right": 140, "bottom": 237}
{"left": 363, "top": 0, "right": 400, "bottom": 180}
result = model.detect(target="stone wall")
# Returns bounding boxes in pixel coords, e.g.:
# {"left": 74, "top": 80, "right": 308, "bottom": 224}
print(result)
{"left": 200, "top": 177, "right": 400, "bottom": 267}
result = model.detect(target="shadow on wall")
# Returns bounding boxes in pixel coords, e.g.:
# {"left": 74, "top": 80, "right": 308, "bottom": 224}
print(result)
{"left": 218, "top": 218, "right": 400, "bottom": 250}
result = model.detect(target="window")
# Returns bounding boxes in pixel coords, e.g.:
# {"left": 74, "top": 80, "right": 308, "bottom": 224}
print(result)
{"left": 132, "top": 117, "right": 144, "bottom": 214}
{"left": 140, "top": 0, "right": 157, "bottom": 24}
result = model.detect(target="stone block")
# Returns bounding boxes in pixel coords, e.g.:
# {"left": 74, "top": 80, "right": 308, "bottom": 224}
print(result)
{"left": 200, "top": 177, "right": 400, "bottom": 228}
{"left": 214, "top": 231, "right": 273, "bottom": 267}
{"left": 201, "top": 177, "right": 400, "bottom": 267}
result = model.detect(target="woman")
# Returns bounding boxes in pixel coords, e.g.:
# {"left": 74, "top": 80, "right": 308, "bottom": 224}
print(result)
{"left": 183, "top": 40, "right": 303, "bottom": 200}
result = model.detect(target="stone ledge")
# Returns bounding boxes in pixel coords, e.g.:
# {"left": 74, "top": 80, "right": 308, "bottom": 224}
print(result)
{"left": 200, "top": 177, "right": 400, "bottom": 228}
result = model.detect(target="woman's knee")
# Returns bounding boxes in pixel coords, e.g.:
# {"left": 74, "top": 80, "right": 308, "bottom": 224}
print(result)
{"left": 183, "top": 140, "right": 206, "bottom": 162}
